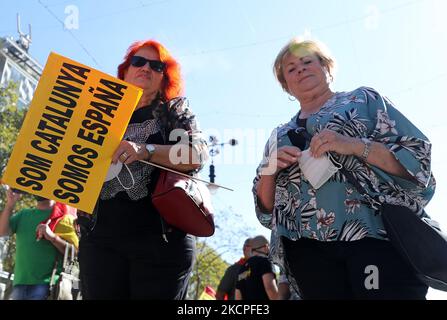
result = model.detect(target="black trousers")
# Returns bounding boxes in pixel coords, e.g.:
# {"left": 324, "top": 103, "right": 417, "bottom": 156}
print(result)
{"left": 79, "top": 230, "right": 195, "bottom": 300}
{"left": 282, "top": 237, "right": 428, "bottom": 300}
{"left": 77, "top": 194, "right": 195, "bottom": 300}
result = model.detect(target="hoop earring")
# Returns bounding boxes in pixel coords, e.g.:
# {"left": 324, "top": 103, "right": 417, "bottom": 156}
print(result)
{"left": 288, "top": 95, "right": 296, "bottom": 102}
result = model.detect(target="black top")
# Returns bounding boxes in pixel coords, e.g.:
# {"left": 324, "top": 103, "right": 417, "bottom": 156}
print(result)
{"left": 236, "top": 256, "right": 275, "bottom": 300}
{"left": 297, "top": 117, "right": 307, "bottom": 128}
{"left": 129, "top": 101, "right": 158, "bottom": 123}
{"left": 77, "top": 97, "right": 205, "bottom": 239}
{"left": 217, "top": 261, "right": 245, "bottom": 300}
{"left": 93, "top": 102, "right": 166, "bottom": 237}
{"left": 287, "top": 116, "right": 309, "bottom": 151}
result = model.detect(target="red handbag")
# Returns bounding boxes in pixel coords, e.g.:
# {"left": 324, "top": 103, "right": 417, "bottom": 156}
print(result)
{"left": 152, "top": 170, "right": 215, "bottom": 237}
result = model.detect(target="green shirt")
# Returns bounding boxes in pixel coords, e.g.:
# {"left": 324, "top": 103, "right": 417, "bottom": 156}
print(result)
{"left": 9, "top": 208, "right": 60, "bottom": 285}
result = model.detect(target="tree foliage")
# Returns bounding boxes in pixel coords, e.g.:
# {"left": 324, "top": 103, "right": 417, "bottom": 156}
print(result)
{"left": 0, "top": 82, "right": 35, "bottom": 274}
{"left": 187, "top": 240, "right": 229, "bottom": 300}
{"left": 187, "top": 206, "right": 258, "bottom": 300}
{"left": 208, "top": 206, "right": 256, "bottom": 260}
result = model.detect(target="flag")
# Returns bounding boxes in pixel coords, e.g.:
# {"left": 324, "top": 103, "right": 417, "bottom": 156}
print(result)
{"left": 198, "top": 286, "right": 216, "bottom": 300}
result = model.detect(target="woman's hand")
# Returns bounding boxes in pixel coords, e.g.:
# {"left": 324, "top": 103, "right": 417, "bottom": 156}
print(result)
{"left": 262, "top": 146, "right": 301, "bottom": 176}
{"left": 112, "top": 140, "right": 149, "bottom": 165}
{"left": 257, "top": 146, "right": 300, "bottom": 214}
{"left": 309, "top": 129, "right": 359, "bottom": 158}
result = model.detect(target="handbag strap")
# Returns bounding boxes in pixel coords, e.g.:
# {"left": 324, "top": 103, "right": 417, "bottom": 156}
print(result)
{"left": 49, "top": 243, "right": 72, "bottom": 286}
{"left": 62, "top": 243, "right": 76, "bottom": 269}
{"left": 49, "top": 258, "right": 59, "bottom": 286}
{"left": 139, "top": 160, "right": 232, "bottom": 191}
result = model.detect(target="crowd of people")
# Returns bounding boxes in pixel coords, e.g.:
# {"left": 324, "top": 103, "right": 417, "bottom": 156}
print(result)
{"left": 0, "top": 36, "right": 436, "bottom": 300}
{"left": 216, "top": 235, "right": 300, "bottom": 301}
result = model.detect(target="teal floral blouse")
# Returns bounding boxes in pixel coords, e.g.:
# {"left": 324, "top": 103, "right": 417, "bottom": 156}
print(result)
{"left": 253, "top": 87, "right": 436, "bottom": 263}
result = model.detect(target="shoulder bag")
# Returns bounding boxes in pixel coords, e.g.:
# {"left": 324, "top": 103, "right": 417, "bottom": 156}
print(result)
{"left": 342, "top": 166, "right": 447, "bottom": 291}
{"left": 151, "top": 169, "right": 215, "bottom": 237}
{"left": 48, "top": 243, "right": 82, "bottom": 300}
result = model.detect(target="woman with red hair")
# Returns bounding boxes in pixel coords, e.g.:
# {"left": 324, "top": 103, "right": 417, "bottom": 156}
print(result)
{"left": 77, "top": 39, "right": 208, "bottom": 299}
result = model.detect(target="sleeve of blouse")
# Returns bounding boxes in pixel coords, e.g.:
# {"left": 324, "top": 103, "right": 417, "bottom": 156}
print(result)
{"left": 165, "top": 97, "right": 209, "bottom": 172}
{"left": 252, "top": 128, "right": 280, "bottom": 229}
{"left": 362, "top": 87, "right": 435, "bottom": 202}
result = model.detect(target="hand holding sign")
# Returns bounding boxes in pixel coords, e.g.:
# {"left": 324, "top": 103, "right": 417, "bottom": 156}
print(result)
{"left": 2, "top": 53, "right": 142, "bottom": 213}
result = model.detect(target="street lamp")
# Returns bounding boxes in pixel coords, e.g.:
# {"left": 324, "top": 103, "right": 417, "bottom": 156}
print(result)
{"left": 208, "top": 135, "right": 237, "bottom": 193}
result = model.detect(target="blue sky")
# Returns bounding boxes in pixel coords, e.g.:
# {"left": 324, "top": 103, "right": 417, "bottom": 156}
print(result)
{"left": 1, "top": 0, "right": 446, "bottom": 298}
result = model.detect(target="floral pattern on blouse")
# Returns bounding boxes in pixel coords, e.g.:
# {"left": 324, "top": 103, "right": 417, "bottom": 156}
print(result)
{"left": 253, "top": 87, "right": 436, "bottom": 275}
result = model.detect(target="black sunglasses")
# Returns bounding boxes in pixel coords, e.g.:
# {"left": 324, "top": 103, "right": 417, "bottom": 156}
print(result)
{"left": 251, "top": 244, "right": 267, "bottom": 251}
{"left": 130, "top": 56, "right": 166, "bottom": 73}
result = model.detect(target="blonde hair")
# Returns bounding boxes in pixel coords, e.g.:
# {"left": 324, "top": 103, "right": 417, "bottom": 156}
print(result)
{"left": 250, "top": 235, "right": 269, "bottom": 249}
{"left": 273, "top": 38, "right": 337, "bottom": 94}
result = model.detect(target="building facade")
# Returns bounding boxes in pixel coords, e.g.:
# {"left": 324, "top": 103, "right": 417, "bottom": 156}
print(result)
{"left": 0, "top": 35, "right": 42, "bottom": 108}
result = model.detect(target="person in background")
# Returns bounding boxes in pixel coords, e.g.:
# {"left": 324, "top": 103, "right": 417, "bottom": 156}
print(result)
{"left": 253, "top": 38, "right": 435, "bottom": 299}
{"left": 0, "top": 188, "right": 78, "bottom": 300}
{"left": 216, "top": 237, "right": 252, "bottom": 300}
{"left": 77, "top": 39, "right": 208, "bottom": 300}
{"left": 235, "top": 235, "right": 279, "bottom": 300}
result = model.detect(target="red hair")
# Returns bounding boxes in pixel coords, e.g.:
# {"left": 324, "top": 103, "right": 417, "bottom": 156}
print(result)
{"left": 117, "top": 40, "right": 183, "bottom": 101}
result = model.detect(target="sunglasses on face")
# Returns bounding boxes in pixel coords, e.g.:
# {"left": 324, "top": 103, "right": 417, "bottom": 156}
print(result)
{"left": 130, "top": 56, "right": 166, "bottom": 73}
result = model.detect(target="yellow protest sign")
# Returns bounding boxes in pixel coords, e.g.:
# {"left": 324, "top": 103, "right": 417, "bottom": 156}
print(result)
{"left": 2, "top": 52, "right": 142, "bottom": 213}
